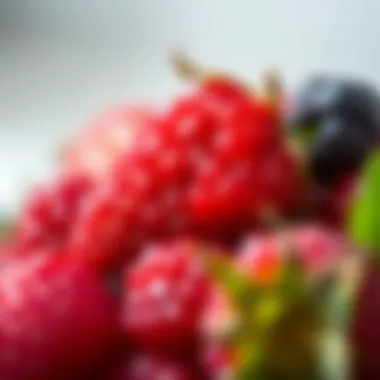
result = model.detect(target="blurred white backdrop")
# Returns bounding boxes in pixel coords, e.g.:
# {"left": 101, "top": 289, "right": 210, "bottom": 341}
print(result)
{"left": 1, "top": 0, "right": 380, "bottom": 214}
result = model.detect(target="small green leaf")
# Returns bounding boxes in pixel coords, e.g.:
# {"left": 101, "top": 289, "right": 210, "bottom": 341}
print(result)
{"left": 347, "top": 149, "right": 380, "bottom": 254}
{"left": 205, "top": 254, "right": 258, "bottom": 311}
{"left": 291, "top": 123, "right": 319, "bottom": 146}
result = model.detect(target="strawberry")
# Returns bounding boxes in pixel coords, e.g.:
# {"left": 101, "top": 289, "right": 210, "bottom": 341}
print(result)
{"left": 0, "top": 254, "right": 117, "bottom": 380}
{"left": 121, "top": 240, "right": 210, "bottom": 353}
{"left": 15, "top": 174, "right": 93, "bottom": 254}
{"left": 109, "top": 353, "right": 202, "bottom": 380}
{"left": 62, "top": 105, "right": 157, "bottom": 179}
{"left": 70, "top": 77, "right": 305, "bottom": 272}
{"left": 202, "top": 224, "right": 349, "bottom": 378}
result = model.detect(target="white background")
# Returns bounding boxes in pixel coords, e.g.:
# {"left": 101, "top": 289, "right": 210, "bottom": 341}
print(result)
{"left": 1, "top": 0, "right": 380, "bottom": 214}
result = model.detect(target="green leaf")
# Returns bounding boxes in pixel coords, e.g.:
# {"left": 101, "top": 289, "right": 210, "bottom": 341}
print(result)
{"left": 206, "top": 254, "right": 258, "bottom": 311}
{"left": 347, "top": 149, "right": 380, "bottom": 254}
{"left": 291, "top": 123, "right": 319, "bottom": 147}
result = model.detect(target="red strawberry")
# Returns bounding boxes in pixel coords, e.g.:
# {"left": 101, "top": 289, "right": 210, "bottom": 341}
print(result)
{"left": 109, "top": 353, "right": 202, "bottom": 380}
{"left": 62, "top": 105, "right": 158, "bottom": 179}
{"left": 202, "top": 224, "right": 349, "bottom": 377}
{"left": 0, "top": 254, "right": 117, "bottom": 380}
{"left": 16, "top": 174, "right": 93, "bottom": 254}
{"left": 121, "top": 240, "right": 210, "bottom": 353}
{"left": 70, "top": 82, "right": 305, "bottom": 271}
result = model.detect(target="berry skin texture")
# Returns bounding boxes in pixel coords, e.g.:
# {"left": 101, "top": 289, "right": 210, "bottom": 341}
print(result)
{"left": 16, "top": 174, "right": 93, "bottom": 254}
{"left": 62, "top": 105, "right": 158, "bottom": 179}
{"left": 0, "top": 254, "right": 117, "bottom": 380}
{"left": 288, "top": 75, "right": 380, "bottom": 184}
{"left": 121, "top": 241, "right": 210, "bottom": 353}
{"left": 70, "top": 85, "right": 304, "bottom": 272}
{"left": 109, "top": 353, "right": 201, "bottom": 380}
{"left": 238, "top": 224, "right": 348, "bottom": 278}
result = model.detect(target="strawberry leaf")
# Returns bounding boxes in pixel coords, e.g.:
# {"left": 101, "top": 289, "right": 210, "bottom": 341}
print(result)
{"left": 348, "top": 149, "right": 380, "bottom": 254}
{"left": 205, "top": 254, "right": 259, "bottom": 311}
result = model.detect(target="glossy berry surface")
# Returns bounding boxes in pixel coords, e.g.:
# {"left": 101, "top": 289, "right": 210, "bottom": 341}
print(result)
{"left": 62, "top": 105, "right": 157, "bottom": 179}
{"left": 288, "top": 75, "right": 380, "bottom": 184}
{"left": 121, "top": 241, "right": 210, "bottom": 352}
{"left": 16, "top": 174, "right": 93, "bottom": 253}
{"left": 0, "top": 254, "right": 117, "bottom": 380}
{"left": 110, "top": 353, "right": 202, "bottom": 380}
{"left": 70, "top": 83, "right": 304, "bottom": 271}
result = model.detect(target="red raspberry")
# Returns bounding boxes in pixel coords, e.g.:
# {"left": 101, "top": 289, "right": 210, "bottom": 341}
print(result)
{"left": 62, "top": 105, "right": 157, "bottom": 179}
{"left": 0, "top": 254, "right": 117, "bottom": 380}
{"left": 121, "top": 240, "right": 210, "bottom": 352}
{"left": 70, "top": 86, "right": 304, "bottom": 271}
{"left": 109, "top": 353, "right": 202, "bottom": 380}
{"left": 16, "top": 174, "right": 93, "bottom": 253}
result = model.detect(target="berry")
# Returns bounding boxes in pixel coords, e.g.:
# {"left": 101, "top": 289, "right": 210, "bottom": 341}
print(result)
{"left": 121, "top": 240, "right": 210, "bottom": 352}
{"left": 16, "top": 174, "right": 93, "bottom": 253}
{"left": 62, "top": 105, "right": 158, "bottom": 179}
{"left": 70, "top": 84, "right": 304, "bottom": 271}
{"left": 109, "top": 353, "right": 201, "bottom": 380}
{"left": 288, "top": 75, "right": 380, "bottom": 184}
{"left": 313, "top": 173, "right": 358, "bottom": 227}
{"left": 202, "top": 343, "right": 234, "bottom": 380}
{"left": 202, "top": 224, "right": 348, "bottom": 377}
{"left": 0, "top": 254, "right": 117, "bottom": 379}
{"left": 311, "top": 114, "right": 372, "bottom": 184}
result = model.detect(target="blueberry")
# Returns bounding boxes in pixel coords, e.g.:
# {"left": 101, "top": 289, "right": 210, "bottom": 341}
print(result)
{"left": 287, "top": 76, "right": 349, "bottom": 126}
{"left": 311, "top": 114, "right": 374, "bottom": 184}
{"left": 288, "top": 75, "right": 380, "bottom": 184}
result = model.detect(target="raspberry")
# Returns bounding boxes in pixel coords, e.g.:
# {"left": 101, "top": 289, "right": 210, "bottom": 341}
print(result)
{"left": 0, "top": 254, "right": 117, "bottom": 379}
{"left": 121, "top": 240, "right": 210, "bottom": 352}
{"left": 16, "top": 174, "right": 93, "bottom": 254}
{"left": 62, "top": 105, "right": 157, "bottom": 179}
{"left": 109, "top": 353, "right": 202, "bottom": 380}
{"left": 70, "top": 84, "right": 304, "bottom": 271}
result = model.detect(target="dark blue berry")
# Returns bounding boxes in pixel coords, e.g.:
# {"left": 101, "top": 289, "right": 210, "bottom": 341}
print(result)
{"left": 288, "top": 75, "right": 380, "bottom": 184}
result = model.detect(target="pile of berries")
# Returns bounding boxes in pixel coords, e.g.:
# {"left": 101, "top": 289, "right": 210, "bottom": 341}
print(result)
{"left": 2, "top": 52, "right": 380, "bottom": 379}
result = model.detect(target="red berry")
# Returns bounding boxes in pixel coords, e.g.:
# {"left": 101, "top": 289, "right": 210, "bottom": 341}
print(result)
{"left": 121, "top": 241, "right": 210, "bottom": 352}
{"left": 202, "top": 343, "right": 234, "bottom": 380}
{"left": 62, "top": 105, "right": 157, "bottom": 179}
{"left": 203, "top": 224, "right": 349, "bottom": 354}
{"left": 238, "top": 224, "right": 347, "bottom": 279}
{"left": 70, "top": 89, "right": 304, "bottom": 271}
{"left": 0, "top": 254, "right": 117, "bottom": 379}
{"left": 16, "top": 174, "right": 93, "bottom": 253}
{"left": 109, "top": 353, "right": 201, "bottom": 380}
